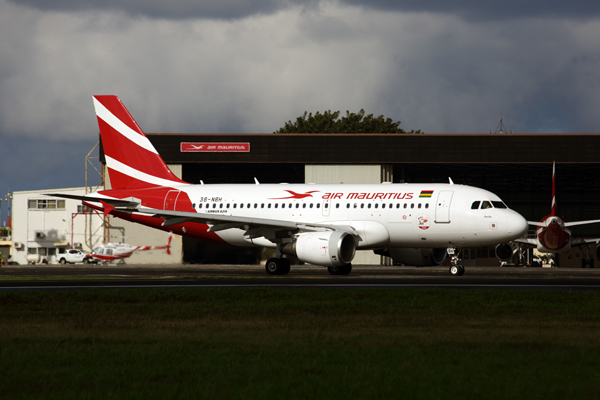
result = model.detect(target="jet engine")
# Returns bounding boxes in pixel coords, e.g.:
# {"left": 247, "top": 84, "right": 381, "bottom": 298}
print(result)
{"left": 495, "top": 243, "right": 514, "bottom": 261}
{"left": 378, "top": 248, "right": 447, "bottom": 267}
{"left": 282, "top": 231, "right": 356, "bottom": 267}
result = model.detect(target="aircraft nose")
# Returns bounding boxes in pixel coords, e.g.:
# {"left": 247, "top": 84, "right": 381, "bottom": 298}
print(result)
{"left": 507, "top": 213, "right": 528, "bottom": 237}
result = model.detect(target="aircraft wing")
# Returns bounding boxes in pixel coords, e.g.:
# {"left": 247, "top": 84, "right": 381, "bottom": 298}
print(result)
{"left": 137, "top": 206, "right": 361, "bottom": 241}
{"left": 513, "top": 237, "right": 538, "bottom": 246}
{"left": 47, "top": 194, "right": 360, "bottom": 240}
{"left": 527, "top": 221, "right": 544, "bottom": 227}
{"left": 571, "top": 238, "right": 600, "bottom": 246}
{"left": 564, "top": 219, "right": 600, "bottom": 227}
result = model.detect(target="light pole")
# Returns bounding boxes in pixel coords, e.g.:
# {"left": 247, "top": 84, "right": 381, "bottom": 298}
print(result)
{"left": 4, "top": 191, "right": 12, "bottom": 230}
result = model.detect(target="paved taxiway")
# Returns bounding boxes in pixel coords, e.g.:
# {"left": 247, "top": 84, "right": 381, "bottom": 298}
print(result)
{"left": 2, "top": 264, "right": 600, "bottom": 290}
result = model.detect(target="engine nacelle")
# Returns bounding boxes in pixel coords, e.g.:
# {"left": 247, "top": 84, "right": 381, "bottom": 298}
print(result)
{"left": 383, "top": 248, "right": 447, "bottom": 267}
{"left": 282, "top": 231, "right": 356, "bottom": 267}
{"left": 495, "top": 243, "right": 514, "bottom": 261}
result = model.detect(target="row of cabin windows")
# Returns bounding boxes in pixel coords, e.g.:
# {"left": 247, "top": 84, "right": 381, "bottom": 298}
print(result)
{"left": 470, "top": 200, "right": 507, "bottom": 210}
{"left": 193, "top": 202, "right": 430, "bottom": 210}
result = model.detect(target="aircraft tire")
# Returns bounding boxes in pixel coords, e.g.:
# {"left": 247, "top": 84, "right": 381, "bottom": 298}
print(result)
{"left": 328, "top": 263, "right": 352, "bottom": 276}
{"left": 458, "top": 265, "right": 465, "bottom": 276}
{"left": 265, "top": 258, "right": 282, "bottom": 275}
{"left": 340, "top": 263, "right": 352, "bottom": 275}
{"left": 449, "top": 265, "right": 462, "bottom": 276}
{"left": 327, "top": 265, "right": 341, "bottom": 275}
{"left": 279, "top": 258, "right": 291, "bottom": 275}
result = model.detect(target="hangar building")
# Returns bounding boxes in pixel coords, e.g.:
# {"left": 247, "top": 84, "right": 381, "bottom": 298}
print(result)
{"left": 100, "top": 132, "right": 600, "bottom": 267}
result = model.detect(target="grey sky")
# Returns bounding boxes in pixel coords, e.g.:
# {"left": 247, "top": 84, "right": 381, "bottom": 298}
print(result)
{"left": 1, "top": 0, "right": 600, "bottom": 224}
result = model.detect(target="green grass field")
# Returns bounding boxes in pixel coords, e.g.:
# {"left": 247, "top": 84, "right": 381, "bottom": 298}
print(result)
{"left": 1, "top": 288, "right": 599, "bottom": 399}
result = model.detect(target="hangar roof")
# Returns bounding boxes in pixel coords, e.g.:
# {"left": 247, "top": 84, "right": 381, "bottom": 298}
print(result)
{"left": 144, "top": 133, "right": 600, "bottom": 164}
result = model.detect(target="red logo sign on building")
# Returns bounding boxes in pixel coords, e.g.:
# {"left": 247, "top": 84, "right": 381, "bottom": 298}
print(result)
{"left": 181, "top": 143, "right": 250, "bottom": 152}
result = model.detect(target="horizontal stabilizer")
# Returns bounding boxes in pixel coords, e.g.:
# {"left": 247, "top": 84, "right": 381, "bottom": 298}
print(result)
{"left": 46, "top": 193, "right": 141, "bottom": 210}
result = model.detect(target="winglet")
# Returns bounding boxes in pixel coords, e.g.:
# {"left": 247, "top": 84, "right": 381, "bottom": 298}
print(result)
{"left": 101, "top": 201, "right": 116, "bottom": 217}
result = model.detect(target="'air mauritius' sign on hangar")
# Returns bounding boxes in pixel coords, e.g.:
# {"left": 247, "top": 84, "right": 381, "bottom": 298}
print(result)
{"left": 181, "top": 143, "right": 250, "bottom": 152}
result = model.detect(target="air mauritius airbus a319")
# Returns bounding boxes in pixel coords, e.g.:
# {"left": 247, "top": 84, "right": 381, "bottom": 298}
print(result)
{"left": 51, "top": 96, "right": 528, "bottom": 276}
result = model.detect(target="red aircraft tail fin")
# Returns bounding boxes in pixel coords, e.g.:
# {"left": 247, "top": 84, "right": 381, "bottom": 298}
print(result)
{"left": 93, "top": 95, "right": 187, "bottom": 189}
{"left": 551, "top": 161, "right": 557, "bottom": 217}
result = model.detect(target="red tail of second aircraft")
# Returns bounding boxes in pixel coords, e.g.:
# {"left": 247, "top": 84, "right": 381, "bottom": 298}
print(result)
{"left": 93, "top": 95, "right": 187, "bottom": 190}
{"left": 551, "top": 160, "right": 557, "bottom": 217}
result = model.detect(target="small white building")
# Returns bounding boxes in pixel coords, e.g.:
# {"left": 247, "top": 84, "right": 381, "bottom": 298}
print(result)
{"left": 11, "top": 187, "right": 104, "bottom": 264}
{"left": 11, "top": 187, "right": 182, "bottom": 265}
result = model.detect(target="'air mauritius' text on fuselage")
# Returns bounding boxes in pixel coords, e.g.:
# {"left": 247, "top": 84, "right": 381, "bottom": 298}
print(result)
{"left": 323, "top": 192, "right": 414, "bottom": 200}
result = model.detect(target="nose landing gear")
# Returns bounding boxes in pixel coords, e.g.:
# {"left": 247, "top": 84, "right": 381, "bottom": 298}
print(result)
{"left": 448, "top": 247, "right": 465, "bottom": 276}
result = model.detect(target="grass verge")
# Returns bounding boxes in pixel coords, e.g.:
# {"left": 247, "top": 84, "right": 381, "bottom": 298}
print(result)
{"left": 1, "top": 288, "right": 599, "bottom": 399}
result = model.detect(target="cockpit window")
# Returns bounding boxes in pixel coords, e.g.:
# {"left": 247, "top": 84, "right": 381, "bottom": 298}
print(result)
{"left": 481, "top": 201, "right": 493, "bottom": 209}
{"left": 492, "top": 201, "right": 507, "bottom": 209}
{"left": 471, "top": 201, "right": 480, "bottom": 209}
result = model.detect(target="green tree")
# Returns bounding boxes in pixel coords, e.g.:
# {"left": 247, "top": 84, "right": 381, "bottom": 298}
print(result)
{"left": 275, "top": 109, "right": 421, "bottom": 134}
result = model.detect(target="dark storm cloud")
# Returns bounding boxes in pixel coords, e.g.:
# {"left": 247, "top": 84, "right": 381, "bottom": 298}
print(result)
{"left": 9, "top": 0, "right": 307, "bottom": 20}
{"left": 10, "top": 0, "right": 600, "bottom": 21}
{"left": 342, "top": 0, "right": 600, "bottom": 21}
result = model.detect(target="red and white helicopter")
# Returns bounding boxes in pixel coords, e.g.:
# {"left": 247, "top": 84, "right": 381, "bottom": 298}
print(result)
{"left": 85, "top": 235, "right": 172, "bottom": 263}
{"left": 496, "top": 162, "right": 600, "bottom": 267}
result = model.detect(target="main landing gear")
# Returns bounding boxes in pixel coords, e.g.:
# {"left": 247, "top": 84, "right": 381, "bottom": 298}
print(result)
{"left": 448, "top": 247, "right": 465, "bottom": 276}
{"left": 327, "top": 264, "right": 352, "bottom": 276}
{"left": 265, "top": 257, "right": 291, "bottom": 275}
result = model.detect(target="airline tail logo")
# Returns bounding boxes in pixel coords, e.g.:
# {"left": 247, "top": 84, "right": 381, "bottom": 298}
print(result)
{"left": 93, "top": 95, "right": 187, "bottom": 189}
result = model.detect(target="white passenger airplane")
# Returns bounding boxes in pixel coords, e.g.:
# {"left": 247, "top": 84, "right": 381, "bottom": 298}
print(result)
{"left": 496, "top": 161, "right": 600, "bottom": 267}
{"left": 51, "top": 96, "right": 528, "bottom": 276}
